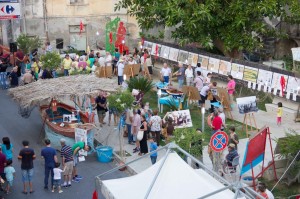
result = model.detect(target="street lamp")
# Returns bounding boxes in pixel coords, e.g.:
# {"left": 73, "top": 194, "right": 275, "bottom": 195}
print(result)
{"left": 123, "top": 74, "right": 126, "bottom": 81}
{"left": 96, "top": 31, "right": 99, "bottom": 36}
{"left": 157, "top": 89, "right": 162, "bottom": 110}
{"left": 201, "top": 107, "right": 205, "bottom": 133}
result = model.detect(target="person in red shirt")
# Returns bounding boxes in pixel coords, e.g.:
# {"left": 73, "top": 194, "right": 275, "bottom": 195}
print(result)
{"left": 211, "top": 110, "right": 222, "bottom": 135}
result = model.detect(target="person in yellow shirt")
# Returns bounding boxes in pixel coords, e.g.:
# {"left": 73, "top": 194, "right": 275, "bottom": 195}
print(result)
{"left": 277, "top": 102, "right": 283, "bottom": 126}
{"left": 62, "top": 54, "right": 72, "bottom": 76}
{"left": 31, "top": 58, "right": 40, "bottom": 80}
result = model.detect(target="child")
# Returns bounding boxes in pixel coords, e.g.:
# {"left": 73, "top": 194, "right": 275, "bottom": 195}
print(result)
{"left": 149, "top": 137, "right": 158, "bottom": 165}
{"left": 4, "top": 160, "right": 15, "bottom": 194}
{"left": 52, "top": 162, "right": 65, "bottom": 193}
{"left": 277, "top": 102, "right": 283, "bottom": 126}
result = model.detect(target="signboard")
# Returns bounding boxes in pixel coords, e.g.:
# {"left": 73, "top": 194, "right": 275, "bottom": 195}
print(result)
{"left": 75, "top": 128, "right": 88, "bottom": 156}
{"left": 236, "top": 96, "right": 258, "bottom": 114}
{"left": 209, "top": 131, "right": 228, "bottom": 152}
{"left": 0, "top": 3, "right": 20, "bottom": 19}
{"left": 163, "top": 110, "right": 193, "bottom": 129}
{"left": 291, "top": 47, "right": 300, "bottom": 62}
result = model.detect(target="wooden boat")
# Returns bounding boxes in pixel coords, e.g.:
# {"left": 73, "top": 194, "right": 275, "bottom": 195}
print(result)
{"left": 40, "top": 102, "right": 94, "bottom": 138}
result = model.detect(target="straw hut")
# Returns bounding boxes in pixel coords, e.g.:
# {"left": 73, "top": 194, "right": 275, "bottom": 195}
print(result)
{"left": 8, "top": 74, "right": 119, "bottom": 108}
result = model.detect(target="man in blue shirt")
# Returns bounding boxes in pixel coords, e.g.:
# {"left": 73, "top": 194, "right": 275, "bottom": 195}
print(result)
{"left": 41, "top": 139, "right": 57, "bottom": 190}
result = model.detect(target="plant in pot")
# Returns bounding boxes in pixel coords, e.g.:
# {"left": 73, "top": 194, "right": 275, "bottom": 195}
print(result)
{"left": 171, "top": 128, "right": 203, "bottom": 168}
{"left": 126, "top": 77, "right": 154, "bottom": 104}
{"left": 16, "top": 34, "right": 43, "bottom": 55}
{"left": 107, "top": 90, "right": 135, "bottom": 170}
{"left": 40, "top": 51, "right": 62, "bottom": 76}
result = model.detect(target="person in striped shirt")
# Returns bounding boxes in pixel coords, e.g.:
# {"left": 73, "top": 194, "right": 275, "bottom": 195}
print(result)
{"left": 60, "top": 139, "right": 74, "bottom": 186}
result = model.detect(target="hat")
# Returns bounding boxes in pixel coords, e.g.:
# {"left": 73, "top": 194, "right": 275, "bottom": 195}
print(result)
{"left": 228, "top": 143, "right": 235, "bottom": 148}
{"left": 119, "top": 59, "right": 124, "bottom": 62}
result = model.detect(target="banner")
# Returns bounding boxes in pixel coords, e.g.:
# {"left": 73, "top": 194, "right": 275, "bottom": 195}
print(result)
{"left": 0, "top": 3, "right": 20, "bottom": 19}
{"left": 291, "top": 47, "right": 300, "bottom": 61}
{"left": 75, "top": 128, "right": 88, "bottom": 156}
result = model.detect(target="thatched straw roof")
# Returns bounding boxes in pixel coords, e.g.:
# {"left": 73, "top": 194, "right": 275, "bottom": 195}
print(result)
{"left": 8, "top": 75, "right": 119, "bottom": 108}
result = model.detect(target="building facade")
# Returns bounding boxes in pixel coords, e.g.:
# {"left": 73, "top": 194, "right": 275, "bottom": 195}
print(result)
{"left": 1, "top": 0, "right": 140, "bottom": 51}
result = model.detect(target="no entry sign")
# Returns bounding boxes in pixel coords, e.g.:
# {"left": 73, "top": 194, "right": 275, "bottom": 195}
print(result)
{"left": 210, "top": 131, "right": 228, "bottom": 152}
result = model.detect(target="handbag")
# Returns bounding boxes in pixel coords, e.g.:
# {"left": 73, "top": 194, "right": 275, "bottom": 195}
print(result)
{"left": 137, "top": 130, "right": 144, "bottom": 141}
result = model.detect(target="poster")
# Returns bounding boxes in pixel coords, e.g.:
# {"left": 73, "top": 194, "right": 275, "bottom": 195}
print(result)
{"left": 151, "top": 43, "right": 161, "bottom": 56}
{"left": 164, "top": 110, "right": 193, "bottom": 128}
{"left": 187, "top": 53, "right": 199, "bottom": 67}
{"left": 291, "top": 47, "right": 300, "bottom": 61}
{"left": 236, "top": 96, "right": 258, "bottom": 114}
{"left": 198, "top": 55, "right": 209, "bottom": 70}
{"left": 144, "top": 41, "right": 153, "bottom": 53}
{"left": 256, "top": 69, "right": 273, "bottom": 87}
{"left": 207, "top": 57, "right": 220, "bottom": 73}
{"left": 178, "top": 50, "right": 189, "bottom": 64}
{"left": 231, "top": 63, "right": 244, "bottom": 80}
{"left": 271, "top": 72, "right": 288, "bottom": 90}
{"left": 168, "top": 48, "right": 179, "bottom": 61}
{"left": 75, "top": 128, "right": 88, "bottom": 156}
{"left": 160, "top": 45, "right": 170, "bottom": 58}
{"left": 218, "top": 60, "right": 232, "bottom": 76}
{"left": 286, "top": 76, "right": 300, "bottom": 95}
{"left": 243, "top": 66, "right": 258, "bottom": 83}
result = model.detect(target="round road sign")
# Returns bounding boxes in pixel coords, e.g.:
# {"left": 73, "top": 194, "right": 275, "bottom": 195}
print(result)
{"left": 209, "top": 131, "right": 228, "bottom": 152}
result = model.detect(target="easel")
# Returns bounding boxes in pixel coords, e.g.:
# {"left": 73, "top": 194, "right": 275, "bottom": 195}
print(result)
{"left": 217, "top": 88, "right": 233, "bottom": 119}
{"left": 143, "top": 62, "right": 151, "bottom": 80}
{"left": 242, "top": 112, "right": 258, "bottom": 138}
{"left": 95, "top": 66, "right": 112, "bottom": 78}
{"left": 182, "top": 86, "right": 200, "bottom": 106}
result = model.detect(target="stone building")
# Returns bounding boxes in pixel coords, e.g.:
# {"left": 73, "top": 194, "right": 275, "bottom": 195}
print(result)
{"left": 0, "top": 0, "right": 140, "bottom": 51}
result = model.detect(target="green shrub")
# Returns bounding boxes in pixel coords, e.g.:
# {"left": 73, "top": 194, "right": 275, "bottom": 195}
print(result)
{"left": 126, "top": 77, "right": 154, "bottom": 95}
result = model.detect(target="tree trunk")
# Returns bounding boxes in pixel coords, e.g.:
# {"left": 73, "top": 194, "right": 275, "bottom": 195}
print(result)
{"left": 213, "top": 39, "right": 242, "bottom": 59}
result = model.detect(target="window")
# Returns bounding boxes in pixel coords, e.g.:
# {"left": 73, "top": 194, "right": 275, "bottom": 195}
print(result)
{"left": 70, "top": 0, "right": 85, "bottom": 4}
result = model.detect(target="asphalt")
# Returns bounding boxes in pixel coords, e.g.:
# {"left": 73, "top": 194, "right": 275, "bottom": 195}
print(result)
{"left": 0, "top": 89, "right": 127, "bottom": 199}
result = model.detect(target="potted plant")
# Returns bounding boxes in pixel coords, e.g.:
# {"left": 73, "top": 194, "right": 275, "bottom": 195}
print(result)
{"left": 16, "top": 34, "right": 43, "bottom": 55}
{"left": 126, "top": 77, "right": 154, "bottom": 103}
{"left": 40, "top": 51, "right": 62, "bottom": 72}
{"left": 171, "top": 128, "right": 203, "bottom": 167}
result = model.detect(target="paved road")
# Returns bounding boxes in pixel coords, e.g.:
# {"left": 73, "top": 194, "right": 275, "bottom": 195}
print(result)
{"left": 0, "top": 89, "right": 126, "bottom": 199}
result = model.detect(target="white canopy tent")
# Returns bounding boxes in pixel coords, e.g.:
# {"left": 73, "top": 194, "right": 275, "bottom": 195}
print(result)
{"left": 97, "top": 143, "right": 264, "bottom": 199}
{"left": 101, "top": 152, "right": 244, "bottom": 199}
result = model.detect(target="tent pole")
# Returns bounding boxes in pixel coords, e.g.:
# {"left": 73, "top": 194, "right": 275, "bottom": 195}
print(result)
{"left": 197, "top": 185, "right": 233, "bottom": 199}
{"left": 144, "top": 148, "right": 172, "bottom": 199}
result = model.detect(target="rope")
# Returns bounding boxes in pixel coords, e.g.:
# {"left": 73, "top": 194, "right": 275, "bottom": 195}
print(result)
{"left": 271, "top": 150, "right": 300, "bottom": 191}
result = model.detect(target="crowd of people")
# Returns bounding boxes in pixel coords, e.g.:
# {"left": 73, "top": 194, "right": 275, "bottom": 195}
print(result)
{"left": 0, "top": 137, "right": 91, "bottom": 196}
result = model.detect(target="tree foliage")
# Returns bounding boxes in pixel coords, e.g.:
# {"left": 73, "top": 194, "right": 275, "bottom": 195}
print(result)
{"left": 40, "top": 51, "right": 61, "bottom": 71}
{"left": 16, "top": 34, "right": 43, "bottom": 54}
{"left": 115, "top": 0, "right": 300, "bottom": 57}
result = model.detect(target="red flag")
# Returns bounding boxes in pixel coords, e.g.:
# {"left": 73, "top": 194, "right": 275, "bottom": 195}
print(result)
{"left": 92, "top": 190, "right": 98, "bottom": 199}
{"left": 155, "top": 44, "right": 159, "bottom": 59}
{"left": 109, "top": 32, "right": 113, "bottom": 44}
{"left": 119, "top": 44, "right": 123, "bottom": 54}
{"left": 79, "top": 21, "right": 84, "bottom": 36}
{"left": 280, "top": 76, "right": 286, "bottom": 96}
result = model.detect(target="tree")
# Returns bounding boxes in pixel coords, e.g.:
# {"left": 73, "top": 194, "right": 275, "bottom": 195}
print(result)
{"left": 115, "top": 0, "right": 300, "bottom": 58}
{"left": 40, "top": 51, "right": 61, "bottom": 71}
{"left": 16, "top": 34, "right": 43, "bottom": 54}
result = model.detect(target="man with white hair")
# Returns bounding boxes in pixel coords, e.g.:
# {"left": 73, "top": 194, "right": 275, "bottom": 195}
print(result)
{"left": 117, "top": 59, "right": 125, "bottom": 85}
{"left": 160, "top": 63, "right": 172, "bottom": 84}
{"left": 60, "top": 139, "right": 74, "bottom": 186}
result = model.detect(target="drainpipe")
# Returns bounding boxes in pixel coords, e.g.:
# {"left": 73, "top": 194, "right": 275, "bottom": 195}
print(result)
{"left": 43, "top": 0, "right": 49, "bottom": 40}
